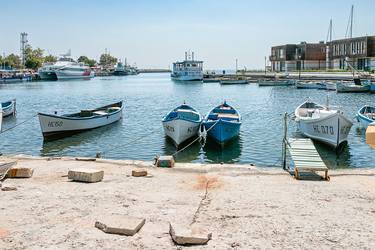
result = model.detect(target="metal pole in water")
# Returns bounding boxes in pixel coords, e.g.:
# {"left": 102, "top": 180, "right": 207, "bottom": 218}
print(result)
{"left": 282, "top": 112, "right": 288, "bottom": 170}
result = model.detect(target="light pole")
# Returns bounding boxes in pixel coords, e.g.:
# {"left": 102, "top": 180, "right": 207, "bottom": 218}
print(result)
{"left": 264, "top": 56, "right": 267, "bottom": 76}
{"left": 298, "top": 55, "right": 301, "bottom": 80}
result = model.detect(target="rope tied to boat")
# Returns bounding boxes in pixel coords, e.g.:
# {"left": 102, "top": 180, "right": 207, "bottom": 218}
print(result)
{"left": 0, "top": 114, "right": 38, "bottom": 135}
{"left": 172, "top": 119, "right": 220, "bottom": 157}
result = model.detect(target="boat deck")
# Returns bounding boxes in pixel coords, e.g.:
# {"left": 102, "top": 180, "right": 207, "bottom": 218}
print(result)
{"left": 287, "top": 138, "right": 329, "bottom": 180}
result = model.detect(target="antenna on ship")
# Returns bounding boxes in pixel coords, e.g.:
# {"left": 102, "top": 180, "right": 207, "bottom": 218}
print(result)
{"left": 185, "top": 51, "right": 187, "bottom": 61}
{"left": 192, "top": 51, "right": 194, "bottom": 61}
{"left": 20, "top": 32, "right": 28, "bottom": 68}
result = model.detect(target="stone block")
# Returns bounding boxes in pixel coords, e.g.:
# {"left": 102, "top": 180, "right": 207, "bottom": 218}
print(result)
{"left": 95, "top": 216, "right": 145, "bottom": 236}
{"left": 156, "top": 156, "right": 175, "bottom": 168}
{"left": 6, "top": 167, "right": 34, "bottom": 178}
{"left": 169, "top": 223, "right": 212, "bottom": 245}
{"left": 68, "top": 168, "right": 103, "bottom": 183}
{"left": 132, "top": 169, "right": 147, "bottom": 177}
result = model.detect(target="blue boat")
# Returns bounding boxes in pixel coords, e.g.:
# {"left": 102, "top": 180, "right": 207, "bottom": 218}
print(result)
{"left": 1, "top": 99, "right": 16, "bottom": 117}
{"left": 203, "top": 102, "right": 241, "bottom": 145}
{"left": 357, "top": 105, "right": 375, "bottom": 129}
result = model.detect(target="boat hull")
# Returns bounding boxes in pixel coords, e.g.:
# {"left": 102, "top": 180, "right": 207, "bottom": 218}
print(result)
{"left": 203, "top": 119, "right": 241, "bottom": 145}
{"left": 38, "top": 71, "right": 58, "bottom": 81}
{"left": 220, "top": 80, "right": 248, "bottom": 85}
{"left": 55, "top": 70, "right": 94, "bottom": 80}
{"left": 162, "top": 119, "right": 201, "bottom": 146}
{"left": 336, "top": 82, "right": 370, "bottom": 93}
{"left": 171, "top": 74, "right": 203, "bottom": 81}
{"left": 357, "top": 106, "right": 375, "bottom": 129}
{"left": 38, "top": 106, "right": 122, "bottom": 140}
{"left": 298, "top": 113, "right": 353, "bottom": 148}
{"left": 258, "top": 80, "right": 292, "bottom": 87}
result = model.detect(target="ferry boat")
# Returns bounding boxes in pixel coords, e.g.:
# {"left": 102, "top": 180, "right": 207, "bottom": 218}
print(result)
{"left": 171, "top": 52, "right": 203, "bottom": 81}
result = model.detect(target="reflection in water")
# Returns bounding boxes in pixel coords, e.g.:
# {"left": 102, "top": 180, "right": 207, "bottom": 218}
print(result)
{"left": 40, "top": 122, "right": 121, "bottom": 156}
{"left": 162, "top": 137, "right": 201, "bottom": 162}
{"left": 204, "top": 136, "right": 242, "bottom": 163}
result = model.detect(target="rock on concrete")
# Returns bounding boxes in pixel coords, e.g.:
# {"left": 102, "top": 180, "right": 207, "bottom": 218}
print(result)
{"left": 132, "top": 169, "right": 147, "bottom": 177}
{"left": 95, "top": 216, "right": 145, "bottom": 236}
{"left": 68, "top": 168, "right": 104, "bottom": 183}
{"left": 169, "top": 223, "right": 212, "bottom": 245}
{"left": 156, "top": 156, "right": 175, "bottom": 168}
{"left": 6, "top": 167, "right": 34, "bottom": 178}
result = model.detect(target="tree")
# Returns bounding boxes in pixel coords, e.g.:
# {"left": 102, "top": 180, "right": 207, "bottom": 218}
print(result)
{"left": 44, "top": 55, "right": 57, "bottom": 63}
{"left": 78, "top": 55, "right": 97, "bottom": 67}
{"left": 5, "top": 54, "right": 21, "bottom": 69}
{"left": 24, "top": 46, "right": 44, "bottom": 70}
{"left": 99, "top": 54, "right": 117, "bottom": 67}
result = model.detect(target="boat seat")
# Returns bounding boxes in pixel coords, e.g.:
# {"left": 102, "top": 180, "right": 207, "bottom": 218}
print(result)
{"left": 93, "top": 110, "right": 108, "bottom": 116}
{"left": 80, "top": 110, "right": 93, "bottom": 117}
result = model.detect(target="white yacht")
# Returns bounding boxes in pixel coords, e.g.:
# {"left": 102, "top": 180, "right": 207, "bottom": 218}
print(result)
{"left": 55, "top": 63, "right": 94, "bottom": 80}
{"left": 171, "top": 52, "right": 203, "bottom": 81}
{"left": 38, "top": 51, "right": 94, "bottom": 81}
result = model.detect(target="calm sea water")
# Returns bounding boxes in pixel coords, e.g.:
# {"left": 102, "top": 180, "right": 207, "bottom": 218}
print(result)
{"left": 0, "top": 73, "right": 374, "bottom": 168}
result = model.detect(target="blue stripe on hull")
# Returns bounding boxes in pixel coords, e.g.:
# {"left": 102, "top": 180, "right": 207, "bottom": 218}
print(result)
{"left": 203, "top": 120, "right": 240, "bottom": 144}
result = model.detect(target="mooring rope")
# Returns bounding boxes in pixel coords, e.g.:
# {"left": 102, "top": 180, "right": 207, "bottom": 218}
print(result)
{"left": 172, "top": 119, "right": 220, "bottom": 157}
{"left": 0, "top": 114, "right": 38, "bottom": 135}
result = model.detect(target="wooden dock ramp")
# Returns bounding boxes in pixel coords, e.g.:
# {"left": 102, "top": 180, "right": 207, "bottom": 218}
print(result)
{"left": 287, "top": 138, "right": 329, "bottom": 180}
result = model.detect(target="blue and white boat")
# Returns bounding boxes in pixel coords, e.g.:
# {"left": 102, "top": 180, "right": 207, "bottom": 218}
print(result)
{"left": 203, "top": 102, "right": 241, "bottom": 145}
{"left": 162, "top": 104, "right": 202, "bottom": 147}
{"left": 357, "top": 105, "right": 375, "bottom": 129}
{"left": 1, "top": 99, "right": 16, "bottom": 117}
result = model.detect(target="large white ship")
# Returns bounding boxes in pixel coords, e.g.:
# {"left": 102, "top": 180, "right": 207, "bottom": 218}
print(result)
{"left": 171, "top": 51, "right": 203, "bottom": 81}
{"left": 38, "top": 51, "right": 94, "bottom": 81}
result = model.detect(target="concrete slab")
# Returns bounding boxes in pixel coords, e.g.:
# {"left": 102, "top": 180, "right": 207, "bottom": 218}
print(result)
{"left": 6, "top": 167, "right": 34, "bottom": 178}
{"left": 169, "top": 223, "right": 212, "bottom": 245}
{"left": 68, "top": 168, "right": 103, "bottom": 183}
{"left": 95, "top": 216, "right": 145, "bottom": 236}
{"left": 132, "top": 169, "right": 147, "bottom": 177}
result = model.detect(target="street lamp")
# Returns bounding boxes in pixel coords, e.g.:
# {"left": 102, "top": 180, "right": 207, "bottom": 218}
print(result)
{"left": 264, "top": 56, "right": 267, "bottom": 76}
{"left": 298, "top": 55, "right": 302, "bottom": 80}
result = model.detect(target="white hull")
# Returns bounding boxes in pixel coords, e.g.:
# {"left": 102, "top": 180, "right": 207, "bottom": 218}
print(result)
{"left": 336, "top": 82, "right": 370, "bottom": 93}
{"left": 38, "top": 71, "right": 57, "bottom": 80}
{"left": 0, "top": 110, "right": 2, "bottom": 131}
{"left": 162, "top": 119, "right": 200, "bottom": 146}
{"left": 38, "top": 110, "right": 122, "bottom": 139}
{"left": 297, "top": 113, "right": 352, "bottom": 148}
{"left": 171, "top": 75, "right": 203, "bottom": 81}
{"left": 56, "top": 70, "right": 94, "bottom": 80}
{"left": 2, "top": 100, "right": 16, "bottom": 117}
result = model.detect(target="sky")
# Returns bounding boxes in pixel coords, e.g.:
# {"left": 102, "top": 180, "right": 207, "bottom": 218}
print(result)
{"left": 1, "top": 0, "right": 375, "bottom": 69}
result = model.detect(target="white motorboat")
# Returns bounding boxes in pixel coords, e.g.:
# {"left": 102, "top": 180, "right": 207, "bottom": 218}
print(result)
{"left": 295, "top": 100, "right": 353, "bottom": 148}
{"left": 38, "top": 52, "right": 77, "bottom": 80}
{"left": 38, "top": 101, "right": 123, "bottom": 141}
{"left": 336, "top": 80, "right": 370, "bottom": 93}
{"left": 323, "top": 81, "right": 337, "bottom": 91}
{"left": 1, "top": 99, "right": 16, "bottom": 117}
{"left": 296, "top": 81, "right": 322, "bottom": 89}
{"left": 258, "top": 79, "right": 294, "bottom": 87}
{"left": 171, "top": 51, "right": 203, "bottom": 81}
{"left": 162, "top": 104, "right": 202, "bottom": 147}
{"left": 55, "top": 63, "right": 94, "bottom": 80}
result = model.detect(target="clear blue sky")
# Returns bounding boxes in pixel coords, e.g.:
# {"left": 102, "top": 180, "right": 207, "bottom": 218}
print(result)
{"left": 1, "top": 0, "right": 374, "bottom": 69}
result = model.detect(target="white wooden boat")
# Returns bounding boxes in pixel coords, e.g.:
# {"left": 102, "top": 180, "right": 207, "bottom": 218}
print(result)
{"left": 324, "top": 81, "right": 336, "bottom": 91}
{"left": 38, "top": 101, "right": 123, "bottom": 140}
{"left": 1, "top": 99, "right": 16, "bottom": 117}
{"left": 258, "top": 79, "right": 294, "bottom": 87}
{"left": 296, "top": 81, "right": 321, "bottom": 89}
{"left": 162, "top": 104, "right": 202, "bottom": 147}
{"left": 336, "top": 80, "right": 370, "bottom": 93}
{"left": 295, "top": 101, "right": 353, "bottom": 148}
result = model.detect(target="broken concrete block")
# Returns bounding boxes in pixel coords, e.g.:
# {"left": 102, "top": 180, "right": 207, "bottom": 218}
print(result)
{"left": 156, "top": 156, "right": 175, "bottom": 168}
{"left": 68, "top": 168, "right": 103, "bottom": 183}
{"left": 169, "top": 223, "right": 212, "bottom": 245}
{"left": 6, "top": 167, "right": 34, "bottom": 178}
{"left": 132, "top": 169, "right": 147, "bottom": 177}
{"left": 95, "top": 216, "right": 145, "bottom": 236}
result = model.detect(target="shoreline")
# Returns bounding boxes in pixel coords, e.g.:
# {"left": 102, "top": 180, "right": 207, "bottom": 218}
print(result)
{"left": 1, "top": 155, "right": 374, "bottom": 249}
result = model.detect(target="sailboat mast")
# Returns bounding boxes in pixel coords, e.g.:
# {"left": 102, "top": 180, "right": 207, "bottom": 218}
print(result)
{"left": 350, "top": 5, "right": 353, "bottom": 38}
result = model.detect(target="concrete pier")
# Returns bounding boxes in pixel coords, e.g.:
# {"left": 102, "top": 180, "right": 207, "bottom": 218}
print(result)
{"left": 0, "top": 155, "right": 374, "bottom": 249}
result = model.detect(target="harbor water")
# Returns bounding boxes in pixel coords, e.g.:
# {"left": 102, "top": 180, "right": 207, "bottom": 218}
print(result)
{"left": 0, "top": 73, "right": 374, "bottom": 168}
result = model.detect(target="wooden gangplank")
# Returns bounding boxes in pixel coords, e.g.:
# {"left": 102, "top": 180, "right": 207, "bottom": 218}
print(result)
{"left": 287, "top": 138, "right": 329, "bottom": 180}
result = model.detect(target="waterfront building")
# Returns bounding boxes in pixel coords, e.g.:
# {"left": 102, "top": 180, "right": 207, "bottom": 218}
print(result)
{"left": 270, "top": 35, "right": 375, "bottom": 72}
{"left": 326, "top": 35, "right": 375, "bottom": 71}
{"left": 270, "top": 42, "right": 326, "bottom": 72}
